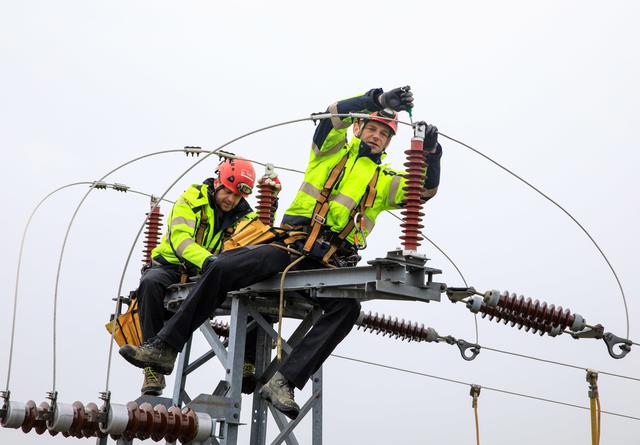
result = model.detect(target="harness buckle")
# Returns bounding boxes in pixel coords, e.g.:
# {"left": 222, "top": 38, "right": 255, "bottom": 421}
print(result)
{"left": 312, "top": 213, "right": 326, "bottom": 225}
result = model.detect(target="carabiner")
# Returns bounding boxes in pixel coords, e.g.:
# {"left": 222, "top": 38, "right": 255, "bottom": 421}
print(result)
{"left": 353, "top": 212, "right": 367, "bottom": 250}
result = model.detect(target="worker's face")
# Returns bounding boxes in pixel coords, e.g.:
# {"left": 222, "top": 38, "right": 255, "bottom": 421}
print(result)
{"left": 215, "top": 186, "right": 242, "bottom": 212}
{"left": 354, "top": 120, "right": 393, "bottom": 154}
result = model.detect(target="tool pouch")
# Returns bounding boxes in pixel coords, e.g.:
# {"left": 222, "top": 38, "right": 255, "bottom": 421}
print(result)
{"left": 105, "top": 291, "right": 142, "bottom": 347}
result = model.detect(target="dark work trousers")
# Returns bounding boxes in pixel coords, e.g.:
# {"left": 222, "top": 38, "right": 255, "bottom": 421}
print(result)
{"left": 137, "top": 264, "right": 182, "bottom": 342}
{"left": 136, "top": 262, "right": 261, "bottom": 362}
{"left": 155, "top": 244, "right": 361, "bottom": 390}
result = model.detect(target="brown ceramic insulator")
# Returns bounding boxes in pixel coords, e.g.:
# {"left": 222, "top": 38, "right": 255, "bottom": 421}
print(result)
{"left": 34, "top": 401, "right": 50, "bottom": 435}
{"left": 400, "top": 137, "right": 427, "bottom": 250}
{"left": 81, "top": 402, "right": 104, "bottom": 438}
{"left": 211, "top": 319, "right": 231, "bottom": 338}
{"left": 134, "top": 402, "right": 155, "bottom": 440}
{"left": 20, "top": 400, "right": 37, "bottom": 433}
{"left": 150, "top": 404, "right": 169, "bottom": 442}
{"left": 497, "top": 291, "right": 576, "bottom": 330}
{"left": 143, "top": 205, "right": 164, "bottom": 266}
{"left": 121, "top": 401, "right": 139, "bottom": 441}
{"left": 64, "top": 401, "right": 87, "bottom": 438}
{"left": 177, "top": 408, "right": 198, "bottom": 444}
{"left": 480, "top": 305, "right": 555, "bottom": 336}
{"left": 164, "top": 405, "right": 184, "bottom": 443}
{"left": 255, "top": 181, "right": 277, "bottom": 226}
{"left": 356, "top": 311, "right": 431, "bottom": 342}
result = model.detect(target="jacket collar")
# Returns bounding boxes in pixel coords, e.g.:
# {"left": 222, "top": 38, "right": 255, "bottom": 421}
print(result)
{"left": 351, "top": 136, "right": 385, "bottom": 164}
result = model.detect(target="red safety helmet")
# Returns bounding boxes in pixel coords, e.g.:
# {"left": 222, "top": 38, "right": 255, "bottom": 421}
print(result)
{"left": 364, "top": 109, "right": 398, "bottom": 135}
{"left": 215, "top": 158, "right": 256, "bottom": 197}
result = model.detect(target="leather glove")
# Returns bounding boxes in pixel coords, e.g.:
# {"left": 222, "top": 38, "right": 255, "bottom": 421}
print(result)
{"left": 201, "top": 255, "right": 218, "bottom": 272}
{"left": 378, "top": 86, "right": 414, "bottom": 111}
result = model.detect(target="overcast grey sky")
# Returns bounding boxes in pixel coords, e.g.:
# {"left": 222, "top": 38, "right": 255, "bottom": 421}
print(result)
{"left": 1, "top": 1, "right": 639, "bottom": 444}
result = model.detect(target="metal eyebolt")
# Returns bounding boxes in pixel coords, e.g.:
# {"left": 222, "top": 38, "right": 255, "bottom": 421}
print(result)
{"left": 457, "top": 339, "right": 481, "bottom": 361}
{"left": 603, "top": 333, "right": 632, "bottom": 359}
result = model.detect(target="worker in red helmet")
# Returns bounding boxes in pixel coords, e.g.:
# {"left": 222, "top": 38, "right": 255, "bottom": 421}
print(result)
{"left": 129, "top": 157, "right": 258, "bottom": 396}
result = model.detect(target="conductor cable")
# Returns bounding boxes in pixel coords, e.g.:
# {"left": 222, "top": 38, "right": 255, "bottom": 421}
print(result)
{"left": 332, "top": 354, "right": 640, "bottom": 422}
{"left": 437, "top": 131, "right": 629, "bottom": 340}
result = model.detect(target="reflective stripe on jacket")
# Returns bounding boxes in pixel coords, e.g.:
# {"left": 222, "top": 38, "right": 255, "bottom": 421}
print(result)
{"left": 284, "top": 124, "right": 408, "bottom": 246}
{"left": 152, "top": 183, "right": 251, "bottom": 269}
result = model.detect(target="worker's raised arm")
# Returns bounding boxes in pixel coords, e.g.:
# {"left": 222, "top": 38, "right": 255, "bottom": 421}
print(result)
{"left": 311, "top": 87, "right": 413, "bottom": 156}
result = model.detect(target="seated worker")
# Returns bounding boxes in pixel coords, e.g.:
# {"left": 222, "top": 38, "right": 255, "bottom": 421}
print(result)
{"left": 132, "top": 157, "right": 258, "bottom": 396}
{"left": 119, "top": 86, "right": 442, "bottom": 420}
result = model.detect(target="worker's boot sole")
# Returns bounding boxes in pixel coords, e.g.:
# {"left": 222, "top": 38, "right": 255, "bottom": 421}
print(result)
{"left": 259, "top": 385, "right": 300, "bottom": 420}
{"left": 119, "top": 344, "right": 175, "bottom": 375}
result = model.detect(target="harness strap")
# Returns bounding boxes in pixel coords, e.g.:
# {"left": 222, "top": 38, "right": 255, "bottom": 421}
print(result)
{"left": 303, "top": 153, "right": 349, "bottom": 253}
{"left": 180, "top": 207, "right": 209, "bottom": 283}
{"left": 194, "top": 207, "right": 208, "bottom": 245}
{"left": 321, "top": 168, "right": 380, "bottom": 264}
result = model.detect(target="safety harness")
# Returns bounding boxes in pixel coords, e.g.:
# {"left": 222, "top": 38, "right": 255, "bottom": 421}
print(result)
{"left": 302, "top": 153, "right": 380, "bottom": 265}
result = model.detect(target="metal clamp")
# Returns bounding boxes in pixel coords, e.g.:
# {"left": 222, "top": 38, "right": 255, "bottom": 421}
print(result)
{"left": 0, "top": 390, "right": 9, "bottom": 420}
{"left": 413, "top": 121, "right": 426, "bottom": 139}
{"left": 571, "top": 324, "right": 604, "bottom": 340}
{"left": 184, "top": 146, "right": 203, "bottom": 156}
{"left": 446, "top": 287, "right": 477, "bottom": 303}
{"left": 264, "top": 163, "right": 276, "bottom": 178}
{"left": 110, "top": 183, "right": 130, "bottom": 193}
{"left": 603, "top": 332, "right": 632, "bottom": 359}
{"left": 586, "top": 369, "right": 599, "bottom": 399}
{"left": 469, "top": 384, "right": 481, "bottom": 408}
{"left": 457, "top": 339, "right": 481, "bottom": 361}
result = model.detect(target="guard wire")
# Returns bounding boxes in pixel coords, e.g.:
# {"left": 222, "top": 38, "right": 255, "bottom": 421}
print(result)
{"left": 5, "top": 181, "right": 173, "bottom": 395}
{"left": 51, "top": 149, "right": 190, "bottom": 392}
{"left": 437, "top": 132, "right": 630, "bottom": 340}
{"left": 6, "top": 181, "right": 93, "bottom": 394}
{"left": 332, "top": 354, "right": 640, "bottom": 422}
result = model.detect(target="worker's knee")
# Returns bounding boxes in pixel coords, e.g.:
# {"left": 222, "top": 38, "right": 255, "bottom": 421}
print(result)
{"left": 138, "top": 272, "right": 163, "bottom": 294}
{"left": 331, "top": 298, "right": 361, "bottom": 321}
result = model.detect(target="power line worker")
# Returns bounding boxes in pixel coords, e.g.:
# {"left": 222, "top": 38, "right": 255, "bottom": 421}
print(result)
{"left": 132, "top": 157, "right": 258, "bottom": 396}
{"left": 258, "top": 86, "right": 442, "bottom": 418}
{"left": 119, "top": 86, "right": 442, "bottom": 421}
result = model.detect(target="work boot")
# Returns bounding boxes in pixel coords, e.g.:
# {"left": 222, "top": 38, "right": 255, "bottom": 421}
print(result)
{"left": 259, "top": 372, "right": 300, "bottom": 420}
{"left": 119, "top": 337, "right": 177, "bottom": 375}
{"left": 242, "top": 362, "right": 257, "bottom": 394}
{"left": 141, "top": 367, "right": 166, "bottom": 396}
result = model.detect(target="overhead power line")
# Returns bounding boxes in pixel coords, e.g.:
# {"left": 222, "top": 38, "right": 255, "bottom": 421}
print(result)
{"left": 332, "top": 354, "right": 640, "bottom": 422}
